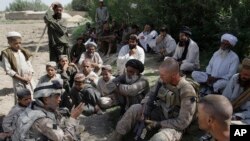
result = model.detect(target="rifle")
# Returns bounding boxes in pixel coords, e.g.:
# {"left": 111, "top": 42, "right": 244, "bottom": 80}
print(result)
{"left": 133, "top": 80, "right": 162, "bottom": 140}
{"left": 232, "top": 88, "right": 250, "bottom": 111}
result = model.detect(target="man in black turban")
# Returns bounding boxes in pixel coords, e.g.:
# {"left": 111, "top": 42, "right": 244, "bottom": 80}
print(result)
{"left": 107, "top": 59, "right": 149, "bottom": 114}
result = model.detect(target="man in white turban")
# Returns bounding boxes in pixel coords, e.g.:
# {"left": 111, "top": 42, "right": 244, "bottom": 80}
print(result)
{"left": 192, "top": 33, "right": 239, "bottom": 94}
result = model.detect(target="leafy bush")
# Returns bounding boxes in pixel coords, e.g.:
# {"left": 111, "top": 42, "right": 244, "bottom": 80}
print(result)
{"left": 6, "top": 0, "right": 48, "bottom": 11}
{"left": 72, "top": 0, "right": 92, "bottom": 11}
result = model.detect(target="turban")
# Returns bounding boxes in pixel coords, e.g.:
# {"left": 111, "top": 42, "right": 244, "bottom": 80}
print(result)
{"left": 125, "top": 59, "right": 144, "bottom": 73}
{"left": 180, "top": 26, "right": 192, "bottom": 36}
{"left": 84, "top": 39, "right": 97, "bottom": 48}
{"left": 34, "top": 79, "right": 64, "bottom": 98}
{"left": 6, "top": 31, "right": 22, "bottom": 38}
{"left": 16, "top": 88, "right": 31, "bottom": 98}
{"left": 221, "top": 33, "right": 238, "bottom": 47}
{"left": 242, "top": 58, "right": 250, "bottom": 68}
{"left": 74, "top": 73, "right": 85, "bottom": 82}
{"left": 101, "top": 65, "right": 112, "bottom": 71}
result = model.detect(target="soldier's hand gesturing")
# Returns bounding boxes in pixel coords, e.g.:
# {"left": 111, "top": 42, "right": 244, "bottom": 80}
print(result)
{"left": 70, "top": 102, "right": 84, "bottom": 119}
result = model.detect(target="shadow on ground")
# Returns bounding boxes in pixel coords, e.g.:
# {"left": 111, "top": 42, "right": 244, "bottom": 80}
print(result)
{"left": 0, "top": 88, "right": 13, "bottom": 96}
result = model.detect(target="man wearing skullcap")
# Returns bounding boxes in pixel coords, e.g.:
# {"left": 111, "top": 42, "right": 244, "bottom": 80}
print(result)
{"left": 97, "top": 65, "right": 117, "bottom": 109}
{"left": 192, "top": 33, "right": 239, "bottom": 94}
{"left": 117, "top": 34, "right": 145, "bottom": 75}
{"left": 223, "top": 57, "right": 250, "bottom": 124}
{"left": 12, "top": 79, "right": 84, "bottom": 140}
{"left": 108, "top": 59, "right": 149, "bottom": 114}
{"left": 1, "top": 31, "right": 35, "bottom": 103}
{"left": 2, "top": 88, "right": 32, "bottom": 138}
{"left": 37, "top": 61, "right": 62, "bottom": 84}
{"left": 44, "top": 2, "right": 70, "bottom": 62}
{"left": 70, "top": 73, "right": 103, "bottom": 115}
{"left": 172, "top": 26, "right": 200, "bottom": 73}
{"left": 78, "top": 42, "right": 103, "bottom": 75}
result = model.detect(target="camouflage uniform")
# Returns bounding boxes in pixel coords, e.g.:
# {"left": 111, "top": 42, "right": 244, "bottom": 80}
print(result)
{"left": 2, "top": 104, "right": 26, "bottom": 133}
{"left": 115, "top": 77, "right": 197, "bottom": 141}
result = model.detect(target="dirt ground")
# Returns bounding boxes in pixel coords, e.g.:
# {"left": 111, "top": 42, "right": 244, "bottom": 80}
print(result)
{"left": 0, "top": 20, "right": 202, "bottom": 141}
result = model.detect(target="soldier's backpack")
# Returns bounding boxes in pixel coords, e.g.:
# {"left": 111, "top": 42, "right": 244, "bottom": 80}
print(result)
{"left": 12, "top": 107, "right": 48, "bottom": 141}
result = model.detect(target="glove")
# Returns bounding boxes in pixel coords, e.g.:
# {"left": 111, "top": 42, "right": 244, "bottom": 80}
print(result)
{"left": 145, "top": 120, "right": 161, "bottom": 130}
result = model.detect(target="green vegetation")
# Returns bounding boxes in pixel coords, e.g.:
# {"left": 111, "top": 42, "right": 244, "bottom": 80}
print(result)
{"left": 72, "top": 0, "right": 250, "bottom": 61}
{"left": 6, "top": 0, "right": 48, "bottom": 11}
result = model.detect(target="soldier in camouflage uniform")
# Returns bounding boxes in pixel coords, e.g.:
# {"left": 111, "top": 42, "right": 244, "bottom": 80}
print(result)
{"left": 12, "top": 79, "right": 84, "bottom": 141}
{"left": 110, "top": 58, "right": 197, "bottom": 141}
{"left": 44, "top": 2, "right": 70, "bottom": 62}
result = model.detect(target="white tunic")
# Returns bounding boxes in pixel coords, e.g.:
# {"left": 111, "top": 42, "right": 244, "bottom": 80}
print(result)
{"left": 173, "top": 39, "right": 200, "bottom": 71}
{"left": 2, "top": 50, "right": 35, "bottom": 98}
{"left": 138, "top": 30, "right": 158, "bottom": 51}
{"left": 117, "top": 45, "right": 145, "bottom": 75}
{"left": 95, "top": 7, "right": 109, "bottom": 23}
{"left": 155, "top": 34, "right": 176, "bottom": 56}
{"left": 223, "top": 73, "right": 250, "bottom": 124}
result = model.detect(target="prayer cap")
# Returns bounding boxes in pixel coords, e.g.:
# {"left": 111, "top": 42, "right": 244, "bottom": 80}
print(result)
{"left": 125, "top": 59, "right": 144, "bottom": 73}
{"left": 16, "top": 88, "right": 31, "bottom": 98}
{"left": 46, "top": 61, "right": 57, "bottom": 69}
{"left": 6, "top": 31, "right": 22, "bottom": 38}
{"left": 59, "top": 55, "right": 68, "bottom": 60}
{"left": 180, "top": 26, "right": 192, "bottom": 36}
{"left": 74, "top": 73, "right": 86, "bottom": 82}
{"left": 101, "top": 65, "right": 112, "bottom": 71}
{"left": 85, "top": 41, "right": 97, "bottom": 48}
{"left": 242, "top": 58, "right": 250, "bottom": 68}
{"left": 221, "top": 33, "right": 238, "bottom": 47}
{"left": 34, "top": 79, "right": 64, "bottom": 98}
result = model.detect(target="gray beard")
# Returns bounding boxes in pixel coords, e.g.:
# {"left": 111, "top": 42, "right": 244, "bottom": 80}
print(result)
{"left": 125, "top": 74, "right": 139, "bottom": 84}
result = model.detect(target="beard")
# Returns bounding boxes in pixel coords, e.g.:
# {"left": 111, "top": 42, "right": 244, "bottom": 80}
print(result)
{"left": 53, "top": 13, "right": 62, "bottom": 19}
{"left": 129, "top": 44, "right": 136, "bottom": 50}
{"left": 125, "top": 74, "right": 139, "bottom": 84}
{"left": 238, "top": 77, "right": 250, "bottom": 88}
{"left": 179, "top": 41, "right": 186, "bottom": 47}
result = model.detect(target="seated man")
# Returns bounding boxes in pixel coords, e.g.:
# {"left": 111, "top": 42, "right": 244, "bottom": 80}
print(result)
{"left": 192, "top": 33, "right": 239, "bottom": 94}
{"left": 70, "top": 37, "right": 86, "bottom": 64}
{"left": 223, "top": 58, "right": 250, "bottom": 124}
{"left": 57, "top": 55, "right": 78, "bottom": 108}
{"left": 172, "top": 26, "right": 200, "bottom": 73}
{"left": 78, "top": 41, "right": 103, "bottom": 75}
{"left": 117, "top": 34, "right": 145, "bottom": 75}
{"left": 97, "top": 65, "right": 117, "bottom": 109}
{"left": 108, "top": 59, "right": 149, "bottom": 113}
{"left": 197, "top": 95, "right": 232, "bottom": 141}
{"left": 97, "top": 22, "right": 117, "bottom": 57}
{"left": 110, "top": 58, "right": 197, "bottom": 141}
{"left": 81, "top": 59, "right": 99, "bottom": 86}
{"left": 2, "top": 88, "right": 32, "bottom": 139}
{"left": 138, "top": 23, "right": 158, "bottom": 53}
{"left": 37, "top": 61, "right": 62, "bottom": 84}
{"left": 12, "top": 79, "right": 84, "bottom": 140}
{"left": 155, "top": 26, "right": 176, "bottom": 61}
{"left": 70, "top": 73, "right": 103, "bottom": 115}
